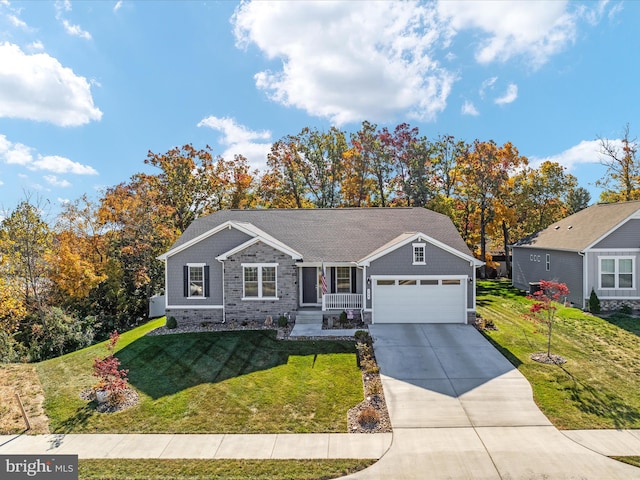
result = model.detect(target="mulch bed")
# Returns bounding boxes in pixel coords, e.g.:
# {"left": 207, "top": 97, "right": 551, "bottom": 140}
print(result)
{"left": 530, "top": 352, "right": 567, "bottom": 365}
{"left": 79, "top": 388, "right": 139, "bottom": 413}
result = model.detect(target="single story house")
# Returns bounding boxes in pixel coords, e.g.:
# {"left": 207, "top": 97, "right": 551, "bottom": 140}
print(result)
{"left": 158, "top": 208, "right": 483, "bottom": 326}
{"left": 511, "top": 201, "right": 640, "bottom": 310}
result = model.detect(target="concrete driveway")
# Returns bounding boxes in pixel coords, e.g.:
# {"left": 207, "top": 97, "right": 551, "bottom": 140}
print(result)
{"left": 345, "top": 323, "right": 640, "bottom": 480}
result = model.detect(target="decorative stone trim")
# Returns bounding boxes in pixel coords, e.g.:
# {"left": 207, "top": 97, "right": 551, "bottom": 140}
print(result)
{"left": 165, "top": 308, "right": 223, "bottom": 326}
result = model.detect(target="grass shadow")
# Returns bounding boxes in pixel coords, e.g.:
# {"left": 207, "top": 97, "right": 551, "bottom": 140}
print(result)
{"left": 117, "top": 330, "right": 356, "bottom": 399}
{"left": 478, "top": 331, "right": 523, "bottom": 369}
{"left": 559, "top": 364, "right": 640, "bottom": 429}
{"left": 57, "top": 404, "right": 96, "bottom": 432}
{"left": 599, "top": 312, "right": 640, "bottom": 338}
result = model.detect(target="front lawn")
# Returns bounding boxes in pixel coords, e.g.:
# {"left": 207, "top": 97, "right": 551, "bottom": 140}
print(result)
{"left": 477, "top": 280, "right": 640, "bottom": 430}
{"left": 37, "top": 318, "right": 363, "bottom": 434}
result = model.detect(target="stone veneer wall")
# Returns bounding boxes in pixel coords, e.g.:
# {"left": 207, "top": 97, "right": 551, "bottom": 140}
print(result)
{"left": 165, "top": 308, "right": 223, "bottom": 326}
{"left": 601, "top": 299, "right": 640, "bottom": 312}
{"left": 224, "top": 241, "right": 298, "bottom": 323}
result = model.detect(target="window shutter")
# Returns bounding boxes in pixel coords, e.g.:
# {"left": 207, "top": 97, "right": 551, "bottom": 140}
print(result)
{"left": 351, "top": 267, "right": 357, "bottom": 293}
{"left": 183, "top": 266, "right": 189, "bottom": 297}
{"left": 204, "top": 266, "right": 210, "bottom": 297}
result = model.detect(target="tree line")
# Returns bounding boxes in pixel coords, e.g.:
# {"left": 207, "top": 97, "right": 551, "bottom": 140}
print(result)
{"left": 1, "top": 121, "right": 637, "bottom": 362}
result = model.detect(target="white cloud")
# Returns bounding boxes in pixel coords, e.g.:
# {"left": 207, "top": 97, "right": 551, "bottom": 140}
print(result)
{"left": 198, "top": 116, "right": 272, "bottom": 170}
{"left": 233, "top": 1, "right": 455, "bottom": 125}
{"left": 33, "top": 155, "right": 98, "bottom": 175}
{"left": 494, "top": 83, "right": 518, "bottom": 105}
{"left": 55, "top": 0, "right": 92, "bottom": 40}
{"left": 461, "top": 100, "right": 479, "bottom": 116}
{"left": 198, "top": 116, "right": 271, "bottom": 145}
{"left": 437, "top": 0, "right": 579, "bottom": 68}
{"left": 479, "top": 77, "right": 497, "bottom": 98}
{"left": 114, "top": 1, "right": 123, "bottom": 12}
{"left": 0, "top": 134, "right": 98, "bottom": 175}
{"left": 0, "top": 42, "right": 102, "bottom": 126}
{"left": 27, "top": 41, "right": 45, "bottom": 51}
{"left": 44, "top": 175, "right": 71, "bottom": 187}
{"left": 61, "top": 19, "right": 92, "bottom": 40}
{"left": 530, "top": 140, "right": 604, "bottom": 171}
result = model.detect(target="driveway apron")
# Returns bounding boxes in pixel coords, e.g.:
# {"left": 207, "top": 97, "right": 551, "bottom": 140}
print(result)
{"left": 345, "top": 323, "right": 640, "bottom": 480}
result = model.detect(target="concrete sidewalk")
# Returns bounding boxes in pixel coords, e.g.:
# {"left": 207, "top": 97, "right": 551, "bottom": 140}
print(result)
{"left": 0, "top": 433, "right": 392, "bottom": 460}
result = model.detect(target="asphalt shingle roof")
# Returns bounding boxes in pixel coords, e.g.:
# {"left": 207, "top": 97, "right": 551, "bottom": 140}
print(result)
{"left": 512, "top": 201, "right": 640, "bottom": 251}
{"left": 166, "top": 208, "right": 473, "bottom": 262}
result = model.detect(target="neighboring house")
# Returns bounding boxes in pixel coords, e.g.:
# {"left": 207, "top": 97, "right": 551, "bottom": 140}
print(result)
{"left": 511, "top": 201, "right": 640, "bottom": 310}
{"left": 158, "top": 208, "right": 483, "bottom": 326}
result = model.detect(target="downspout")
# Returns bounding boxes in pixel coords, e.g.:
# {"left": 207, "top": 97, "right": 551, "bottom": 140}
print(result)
{"left": 579, "top": 251, "right": 587, "bottom": 310}
{"left": 218, "top": 258, "right": 226, "bottom": 323}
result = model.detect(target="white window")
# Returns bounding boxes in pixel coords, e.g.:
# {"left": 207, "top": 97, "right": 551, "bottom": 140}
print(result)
{"left": 188, "top": 264, "right": 205, "bottom": 298}
{"left": 599, "top": 257, "right": 634, "bottom": 289}
{"left": 337, "top": 267, "right": 351, "bottom": 293}
{"left": 413, "top": 243, "right": 426, "bottom": 265}
{"left": 546, "top": 254, "right": 550, "bottom": 272}
{"left": 242, "top": 264, "right": 278, "bottom": 299}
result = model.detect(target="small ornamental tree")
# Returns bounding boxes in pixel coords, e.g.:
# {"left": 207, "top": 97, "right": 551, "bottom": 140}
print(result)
{"left": 93, "top": 331, "right": 129, "bottom": 404}
{"left": 526, "top": 280, "right": 570, "bottom": 361}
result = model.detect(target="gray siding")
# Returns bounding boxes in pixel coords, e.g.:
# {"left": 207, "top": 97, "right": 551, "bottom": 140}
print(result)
{"left": 366, "top": 242, "right": 474, "bottom": 309}
{"left": 512, "top": 247, "right": 583, "bottom": 306}
{"left": 593, "top": 219, "right": 640, "bottom": 249}
{"left": 166, "top": 227, "right": 252, "bottom": 306}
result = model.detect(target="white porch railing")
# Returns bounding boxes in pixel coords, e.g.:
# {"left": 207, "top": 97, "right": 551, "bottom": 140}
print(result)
{"left": 322, "top": 293, "right": 363, "bottom": 311}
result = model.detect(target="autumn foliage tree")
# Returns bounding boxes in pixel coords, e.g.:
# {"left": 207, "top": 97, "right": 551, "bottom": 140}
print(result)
{"left": 93, "top": 330, "right": 129, "bottom": 405}
{"left": 526, "top": 280, "right": 570, "bottom": 362}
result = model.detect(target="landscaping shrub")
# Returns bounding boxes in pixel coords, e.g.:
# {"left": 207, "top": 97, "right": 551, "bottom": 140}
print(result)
{"left": 354, "top": 330, "right": 372, "bottom": 345}
{"left": 357, "top": 407, "right": 380, "bottom": 427}
{"left": 93, "top": 331, "right": 129, "bottom": 406}
{"left": 339, "top": 311, "right": 348, "bottom": 326}
{"left": 620, "top": 303, "right": 633, "bottom": 315}
{"left": 366, "top": 377, "right": 383, "bottom": 396}
{"left": 166, "top": 316, "right": 177, "bottom": 329}
{"left": 277, "top": 315, "right": 288, "bottom": 328}
{"left": 589, "top": 288, "right": 600, "bottom": 314}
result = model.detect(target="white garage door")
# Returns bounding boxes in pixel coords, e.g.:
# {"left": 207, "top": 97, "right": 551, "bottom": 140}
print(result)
{"left": 372, "top": 277, "right": 466, "bottom": 323}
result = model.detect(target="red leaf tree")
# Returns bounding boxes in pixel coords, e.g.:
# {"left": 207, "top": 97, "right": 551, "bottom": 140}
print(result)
{"left": 93, "top": 331, "right": 129, "bottom": 404}
{"left": 526, "top": 280, "right": 570, "bottom": 359}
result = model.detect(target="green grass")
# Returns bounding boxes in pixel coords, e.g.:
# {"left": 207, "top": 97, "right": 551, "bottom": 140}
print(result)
{"left": 78, "top": 459, "right": 375, "bottom": 480}
{"left": 477, "top": 280, "right": 640, "bottom": 430}
{"left": 612, "top": 457, "right": 640, "bottom": 468}
{"left": 36, "top": 319, "right": 363, "bottom": 433}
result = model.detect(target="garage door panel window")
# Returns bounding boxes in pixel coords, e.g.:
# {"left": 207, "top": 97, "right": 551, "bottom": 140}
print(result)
{"left": 377, "top": 279, "right": 395, "bottom": 286}
{"left": 442, "top": 279, "right": 461, "bottom": 285}
{"left": 599, "top": 257, "right": 634, "bottom": 289}
{"left": 399, "top": 279, "right": 416, "bottom": 286}
{"left": 420, "top": 279, "right": 438, "bottom": 286}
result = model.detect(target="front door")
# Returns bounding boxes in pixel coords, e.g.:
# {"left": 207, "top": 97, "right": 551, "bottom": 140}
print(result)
{"left": 302, "top": 267, "right": 321, "bottom": 305}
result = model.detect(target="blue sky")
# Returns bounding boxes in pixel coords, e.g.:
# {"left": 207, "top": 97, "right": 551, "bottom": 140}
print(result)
{"left": 0, "top": 0, "right": 638, "bottom": 216}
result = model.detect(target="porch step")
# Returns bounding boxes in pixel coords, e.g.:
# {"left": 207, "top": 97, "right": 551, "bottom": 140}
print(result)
{"left": 295, "top": 310, "right": 323, "bottom": 325}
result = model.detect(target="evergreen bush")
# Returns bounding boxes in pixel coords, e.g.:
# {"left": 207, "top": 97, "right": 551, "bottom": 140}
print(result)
{"left": 166, "top": 316, "right": 178, "bottom": 329}
{"left": 588, "top": 289, "right": 600, "bottom": 314}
